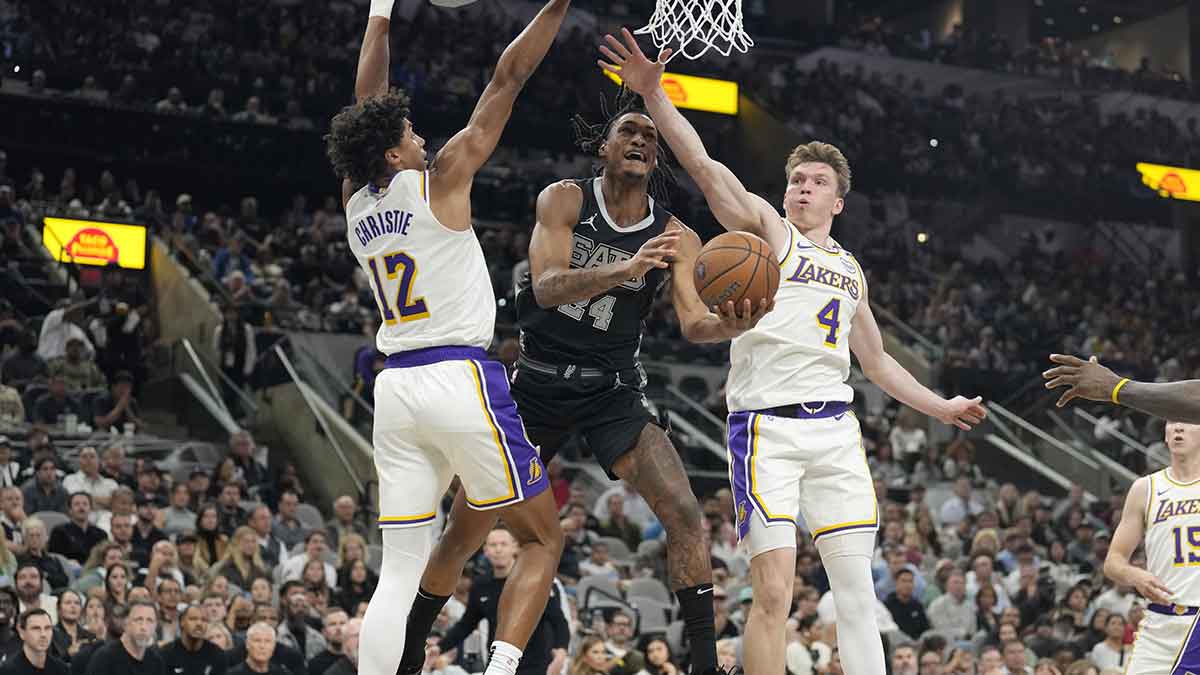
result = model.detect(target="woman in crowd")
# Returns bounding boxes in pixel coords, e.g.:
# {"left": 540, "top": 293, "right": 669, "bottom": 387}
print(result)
{"left": 208, "top": 526, "right": 270, "bottom": 590}
{"left": 82, "top": 594, "right": 106, "bottom": 639}
{"left": 336, "top": 559, "right": 375, "bottom": 614}
{"left": 102, "top": 562, "right": 129, "bottom": 611}
{"left": 51, "top": 589, "right": 93, "bottom": 661}
{"left": 570, "top": 636, "right": 610, "bottom": 675}
{"left": 1087, "top": 613, "right": 1131, "bottom": 670}
{"left": 192, "top": 503, "right": 228, "bottom": 575}
{"left": 635, "top": 637, "right": 677, "bottom": 675}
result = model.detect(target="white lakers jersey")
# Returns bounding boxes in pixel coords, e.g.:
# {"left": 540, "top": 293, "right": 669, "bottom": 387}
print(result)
{"left": 726, "top": 222, "right": 863, "bottom": 412}
{"left": 345, "top": 170, "right": 495, "bottom": 355}
{"left": 1144, "top": 469, "right": 1200, "bottom": 605}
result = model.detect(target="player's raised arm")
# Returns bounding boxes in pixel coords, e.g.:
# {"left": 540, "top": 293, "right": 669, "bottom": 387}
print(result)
{"left": 431, "top": 0, "right": 572, "bottom": 195}
{"left": 848, "top": 280, "right": 987, "bottom": 430}
{"left": 668, "top": 221, "right": 771, "bottom": 343}
{"left": 1105, "top": 476, "right": 1173, "bottom": 604}
{"left": 1044, "top": 354, "right": 1200, "bottom": 423}
{"left": 529, "top": 181, "right": 679, "bottom": 308}
{"left": 354, "top": 1, "right": 395, "bottom": 102}
{"left": 598, "top": 29, "right": 779, "bottom": 242}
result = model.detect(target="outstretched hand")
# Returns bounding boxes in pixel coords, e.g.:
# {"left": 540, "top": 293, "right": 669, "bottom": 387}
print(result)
{"left": 1043, "top": 353, "right": 1123, "bottom": 408}
{"left": 938, "top": 395, "right": 987, "bottom": 431}
{"left": 597, "top": 28, "right": 671, "bottom": 95}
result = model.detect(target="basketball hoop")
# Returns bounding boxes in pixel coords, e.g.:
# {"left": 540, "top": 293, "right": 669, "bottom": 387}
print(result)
{"left": 635, "top": 0, "right": 754, "bottom": 63}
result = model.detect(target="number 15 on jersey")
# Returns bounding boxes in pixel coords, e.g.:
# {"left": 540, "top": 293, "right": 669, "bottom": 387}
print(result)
{"left": 368, "top": 250, "right": 429, "bottom": 324}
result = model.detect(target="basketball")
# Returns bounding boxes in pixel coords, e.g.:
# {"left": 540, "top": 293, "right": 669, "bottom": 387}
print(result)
{"left": 693, "top": 231, "right": 780, "bottom": 311}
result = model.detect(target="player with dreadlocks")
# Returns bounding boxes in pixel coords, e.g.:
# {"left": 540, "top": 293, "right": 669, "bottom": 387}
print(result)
{"left": 395, "top": 92, "right": 772, "bottom": 675}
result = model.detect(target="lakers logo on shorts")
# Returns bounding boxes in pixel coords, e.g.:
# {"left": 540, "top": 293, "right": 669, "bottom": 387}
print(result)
{"left": 527, "top": 457, "right": 543, "bottom": 486}
{"left": 737, "top": 501, "right": 748, "bottom": 526}
{"left": 1178, "top": 604, "right": 1189, "bottom": 615}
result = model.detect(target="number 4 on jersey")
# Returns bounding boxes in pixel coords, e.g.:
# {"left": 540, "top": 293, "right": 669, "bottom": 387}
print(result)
{"left": 816, "top": 298, "right": 841, "bottom": 347}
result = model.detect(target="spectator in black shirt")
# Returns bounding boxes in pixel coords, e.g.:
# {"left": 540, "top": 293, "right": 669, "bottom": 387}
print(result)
{"left": 2, "top": 335, "right": 46, "bottom": 391}
{"left": 884, "top": 569, "right": 931, "bottom": 643}
{"left": 2, "top": 609, "right": 68, "bottom": 675}
{"left": 132, "top": 468, "right": 167, "bottom": 510}
{"left": 92, "top": 373, "right": 143, "bottom": 434}
{"left": 83, "top": 600, "right": 163, "bottom": 675}
{"left": 18, "top": 521, "right": 68, "bottom": 592}
{"left": 307, "top": 609, "right": 348, "bottom": 675}
{"left": 160, "top": 605, "right": 226, "bottom": 675}
{"left": 215, "top": 483, "right": 248, "bottom": 538}
{"left": 50, "top": 591, "right": 93, "bottom": 663}
{"left": 22, "top": 460, "right": 68, "bottom": 516}
{"left": 0, "top": 588, "right": 24, "bottom": 666}
{"left": 129, "top": 496, "right": 166, "bottom": 568}
{"left": 227, "top": 623, "right": 287, "bottom": 675}
{"left": 227, "top": 433, "right": 268, "bottom": 495}
{"left": 438, "top": 528, "right": 568, "bottom": 675}
{"left": 33, "top": 377, "right": 82, "bottom": 426}
{"left": 323, "top": 619, "right": 360, "bottom": 675}
{"left": 49, "top": 495, "right": 106, "bottom": 566}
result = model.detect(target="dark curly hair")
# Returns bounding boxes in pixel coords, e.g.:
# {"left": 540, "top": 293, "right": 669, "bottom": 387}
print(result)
{"left": 572, "top": 87, "right": 676, "bottom": 206}
{"left": 325, "top": 89, "right": 412, "bottom": 187}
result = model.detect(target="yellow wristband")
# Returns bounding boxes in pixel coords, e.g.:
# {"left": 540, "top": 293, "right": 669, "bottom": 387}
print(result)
{"left": 1112, "top": 378, "right": 1131, "bottom": 404}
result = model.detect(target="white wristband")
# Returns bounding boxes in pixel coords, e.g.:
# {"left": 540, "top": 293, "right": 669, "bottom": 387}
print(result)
{"left": 369, "top": 0, "right": 395, "bottom": 19}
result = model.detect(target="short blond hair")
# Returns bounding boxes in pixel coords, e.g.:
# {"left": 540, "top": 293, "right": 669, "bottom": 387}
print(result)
{"left": 785, "top": 141, "right": 851, "bottom": 197}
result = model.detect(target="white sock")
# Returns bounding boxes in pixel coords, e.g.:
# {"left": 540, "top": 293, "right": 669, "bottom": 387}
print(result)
{"left": 484, "top": 641, "right": 523, "bottom": 675}
{"left": 369, "top": 0, "right": 395, "bottom": 19}
{"left": 359, "top": 528, "right": 432, "bottom": 675}
{"left": 816, "top": 531, "right": 885, "bottom": 675}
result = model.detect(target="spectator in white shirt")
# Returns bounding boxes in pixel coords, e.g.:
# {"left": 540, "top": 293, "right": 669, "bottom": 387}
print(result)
{"left": 927, "top": 570, "right": 976, "bottom": 641}
{"left": 888, "top": 408, "right": 927, "bottom": 473}
{"left": 578, "top": 541, "right": 619, "bottom": 580}
{"left": 36, "top": 301, "right": 95, "bottom": 362}
{"left": 939, "top": 477, "right": 985, "bottom": 526}
{"left": 1092, "top": 582, "right": 1136, "bottom": 619}
{"left": 279, "top": 530, "right": 337, "bottom": 588}
{"left": 966, "top": 555, "right": 1011, "bottom": 613}
{"left": 1088, "top": 613, "right": 1131, "bottom": 670}
{"left": 592, "top": 483, "right": 655, "bottom": 532}
{"left": 62, "top": 446, "right": 118, "bottom": 510}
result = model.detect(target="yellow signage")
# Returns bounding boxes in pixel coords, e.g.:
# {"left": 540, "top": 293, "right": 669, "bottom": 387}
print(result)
{"left": 602, "top": 69, "right": 739, "bottom": 116}
{"left": 42, "top": 218, "right": 147, "bottom": 270}
{"left": 1136, "top": 162, "right": 1200, "bottom": 202}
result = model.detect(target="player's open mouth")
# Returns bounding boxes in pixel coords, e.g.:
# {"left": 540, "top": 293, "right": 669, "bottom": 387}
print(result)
{"left": 624, "top": 150, "right": 646, "bottom": 163}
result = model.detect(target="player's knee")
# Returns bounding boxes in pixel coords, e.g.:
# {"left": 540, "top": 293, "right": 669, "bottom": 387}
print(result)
{"left": 748, "top": 577, "right": 791, "bottom": 618}
{"left": 658, "top": 490, "right": 702, "bottom": 534}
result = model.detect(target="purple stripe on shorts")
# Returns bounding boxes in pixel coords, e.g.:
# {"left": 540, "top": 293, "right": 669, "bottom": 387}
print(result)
{"left": 727, "top": 411, "right": 755, "bottom": 541}
{"left": 478, "top": 360, "right": 549, "bottom": 501}
{"left": 1172, "top": 613, "right": 1200, "bottom": 674}
{"left": 385, "top": 346, "right": 488, "bottom": 369}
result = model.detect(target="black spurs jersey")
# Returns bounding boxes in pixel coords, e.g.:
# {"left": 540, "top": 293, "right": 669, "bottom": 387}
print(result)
{"left": 516, "top": 177, "right": 672, "bottom": 372}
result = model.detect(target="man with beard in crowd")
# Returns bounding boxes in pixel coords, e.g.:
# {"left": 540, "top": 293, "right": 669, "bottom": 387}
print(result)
{"left": 14, "top": 567, "right": 54, "bottom": 625}
{"left": 323, "top": 619, "right": 361, "bottom": 675}
{"left": 0, "top": 589, "right": 24, "bottom": 666}
{"left": 160, "top": 605, "right": 226, "bottom": 675}
{"left": 82, "top": 601, "right": 162, "bottom": 675}
{"left": 306, "top": 610, "right": 347, "bottom": 675}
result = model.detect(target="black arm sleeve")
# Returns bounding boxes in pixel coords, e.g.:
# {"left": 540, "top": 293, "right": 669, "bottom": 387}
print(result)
{"left": 545, "top": 580, "right": 570, "bottom": 651}
{"left": 441, "top": 585, "right": 486, "bottom": 652}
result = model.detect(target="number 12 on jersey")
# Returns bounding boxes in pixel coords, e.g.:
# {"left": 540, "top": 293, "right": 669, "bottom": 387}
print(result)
{"left": 816, "top": 298, "right": 841, "bottom": 348}
{"left": 368, "top": 251, "right": 429, "bottom": 324}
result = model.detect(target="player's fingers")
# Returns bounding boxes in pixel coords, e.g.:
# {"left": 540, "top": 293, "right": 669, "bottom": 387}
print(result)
{"left": 597, "top": 60, "right": 621, "bottom": 76}
{"left": 620, "top": 27, "right": 641, "bottom": 54}
{"left": 1044, "top": 376, "right": 1068, "bottom": 390}
{"left": 657, "top": 47, "right": 674, "bottom": 64}
{"left": 954, "top": 419, "right": 972, "bottom": 431}
{"left": 962, "top": 413, "right": 983, "bottom": 425}
{"left": 606, "top": 32, "right": 633, "bottom": 60}
{"left": 598, "top": 45, "right": 625, "bottom": 65}
{"left": 1042, "top": 365, "right": 1078, "bottom": 379}
{"left": 1056, "top": 388, "right": 1077, "bottom": 408}
{"left": 1049, "top": 353, "right": 1085, "bottom": 366}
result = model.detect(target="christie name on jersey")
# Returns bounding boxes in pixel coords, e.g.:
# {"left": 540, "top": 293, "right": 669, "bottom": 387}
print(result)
{"left": 352, "top": 209, "right": 414, "bottom": 247}
{"left": 1153, "top": 497, "right": 1200, "bottom": 524}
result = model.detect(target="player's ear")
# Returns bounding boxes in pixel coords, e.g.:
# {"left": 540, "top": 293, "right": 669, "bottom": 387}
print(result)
{"left": 598, "top": 140, "right": 608, "bottom": 158}
{"left": 831, "top": 197, "right": 844, "bottom": 216}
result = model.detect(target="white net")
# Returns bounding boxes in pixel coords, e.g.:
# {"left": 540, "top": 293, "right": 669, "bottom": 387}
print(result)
{"left": 634, "top": 0, "right": 754, "bottom": 62}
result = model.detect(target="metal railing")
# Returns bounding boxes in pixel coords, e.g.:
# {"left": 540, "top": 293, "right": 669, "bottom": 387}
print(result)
{"left": 1073, "top": 408, "right": 1169, "bottom": 468}
{"left": 178, "top": 338, "right": 259, "bottom": 419}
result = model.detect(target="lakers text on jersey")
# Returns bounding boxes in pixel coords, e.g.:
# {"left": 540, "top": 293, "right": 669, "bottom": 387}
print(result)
{"left": 344, "top": 170, "right": 547, "bottom": 524}
{"left": 1126, "top": 470, "right": 1200, "bottom": 674}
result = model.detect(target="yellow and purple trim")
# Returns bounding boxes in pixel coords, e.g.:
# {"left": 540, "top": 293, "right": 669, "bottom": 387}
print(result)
{"left": 1168, "top": 608, "right": 1200, "bottom": 673}
{"left": 727, "top": 411, "right": 796, "bottom": 542}
{"left": 420, "top": 170, "right": 429, "bottom": 204}
{"left": 378, "top": 511, "right": 437, "bottom": 529}
{"left": 811, "top": 411, "right": 878, "bottom": 542}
